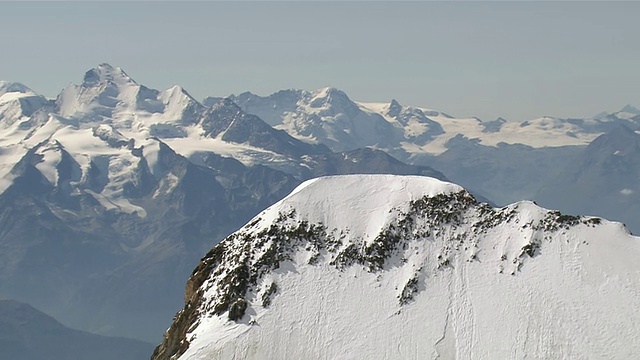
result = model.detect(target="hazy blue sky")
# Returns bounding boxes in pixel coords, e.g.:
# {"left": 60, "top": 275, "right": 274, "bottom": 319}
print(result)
{"left": 1, "top": 1, "right": 638, "bottom": 121}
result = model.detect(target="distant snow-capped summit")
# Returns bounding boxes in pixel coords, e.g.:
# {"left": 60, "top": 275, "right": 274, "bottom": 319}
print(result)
{"left": 228, "top": 87, "right": 609, "bottom": 159}
{"left": 620, "top": 104, "right": 640, "bottom": 115}
{"left": 0, "top": 81, "right": 49, "bottom": 127}
{"left": 81, "top": 63, "right": 137, "bottom": 88}
{"left": 57, "top": 63, "right": 173, "bottom": 120}
{"left": 0, "top": 81, "right": 35, "bottom": 97}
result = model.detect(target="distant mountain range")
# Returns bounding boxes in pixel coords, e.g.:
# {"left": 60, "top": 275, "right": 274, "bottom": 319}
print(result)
{"left": 0, "top": 65, "right": 445, "bottom": 343}
{"left": 227, "top": 87, "right": 640, "bottom": 157}
{"left": 228, "top": 87, "right": 640, "bottom": 226}
{"left": 0, "top": 64, "right": 638, "bottom": 346}
{"left": 536, "top": 124, "right": 640, "bottom": 231}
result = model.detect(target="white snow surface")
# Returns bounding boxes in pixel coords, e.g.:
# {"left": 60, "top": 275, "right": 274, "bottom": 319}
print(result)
{"left": 179, "top": 174, "right": 640, "bottom": 360}
{"left": 260, "top": 175, "right": 463, "bottom": 245}
{"left": 231, "top": 89, "right": 611, "bottom": 155}
{"left": 359, "top": 103, "right": 600, "bottom": 153}
{"left": 0, "top": 64, "right": 291, "bottom": 208}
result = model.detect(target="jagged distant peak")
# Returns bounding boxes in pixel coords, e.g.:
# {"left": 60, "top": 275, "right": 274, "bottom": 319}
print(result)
{"left": 82, "top": 63, "right": 137, "bottom": 88}
{"left": 0, "top": 81, "right": 34, "bottom": 97}
{"left": 202, "top": 96, "right": 225, "bottom": 107}
{"left": 620, "top": 104, "right": 640, "bottom": 115}
{"left": 273, "top": 88, "right": 305, "bottom": 98}
{"left": 209, "top": 96, "right": 241, "bottom": 110}
{"left": 305, "top": 87, "right": 356, "bottom": 110}
{"left": 387, "top": 99, "right": 403, "bottom": 117}
{"left": 316, "top": 86, "right": 339, "bottom": 94}
{"left": 311, "top": 86, "right": 349, "bottom": 99}
{"left": 164, "top": 84, "right": 189, "bottom": 97}
{"left": 234, "top": 90, "right": 256, "bottom": 98}
{"left": 160, "top": 84, "right": 199, "bottom": 105}
{"left": 389, "top": 98, "right": 401, "bottom": 108}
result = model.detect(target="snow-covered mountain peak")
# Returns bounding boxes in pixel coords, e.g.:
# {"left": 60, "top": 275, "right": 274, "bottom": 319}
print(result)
{"left": 154, "top": 174, "right": 640, "bottom": 360}
{"left": 307, "top": 86, "right": 353, "bottom": 109}
{"left": 56, "top": 64, "right": 145, "bottom": 119}
{"left": 156, "top": 85, "right": 203, "bottom": 124}
{"left": 0, "top": 82, "right": 48, "bottom": 127}
{"left": 257, "top": 175, "right": 464, "bottom": 244}
{"left": 81, "top": 63, "right": 137, "bottom": 88}
{"left": 387, "top": 99, "right": 403, "bottom": 117}
{"left": 313, "top": 86, "right": 344, "bottom": 97}
{"left": 620, "top": 104, "right": 640, "bottom": 115}
{"left": 0, "top": 81, "right": 34, "bottom": 97}
{"left": 54, "top": 64, "right": 208, "bottom": 131}
{"left": 162, "top": 85, "right": 195, "bottom": 102}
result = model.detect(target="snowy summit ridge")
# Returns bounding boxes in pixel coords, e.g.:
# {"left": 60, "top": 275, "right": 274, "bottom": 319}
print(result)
{"left": 153, "top": 174, "right": 640, "bottom": 360}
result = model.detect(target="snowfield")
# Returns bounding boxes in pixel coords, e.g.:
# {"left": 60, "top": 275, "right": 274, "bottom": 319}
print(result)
{"left": 164, "top": 175, "right": 640, "bottom": 360}
{"left": 229, "top": 88, "right": 618, "bottom": 157}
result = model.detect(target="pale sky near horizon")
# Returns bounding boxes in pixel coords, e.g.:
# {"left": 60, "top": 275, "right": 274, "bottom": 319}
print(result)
{"left": 1, "top": 1, "right": 638, "bottom": 121}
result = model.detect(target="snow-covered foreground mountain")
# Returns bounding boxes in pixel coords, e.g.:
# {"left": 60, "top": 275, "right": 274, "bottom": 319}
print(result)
{"left": 154, "top": 175, "right": 640, "bottom": 359}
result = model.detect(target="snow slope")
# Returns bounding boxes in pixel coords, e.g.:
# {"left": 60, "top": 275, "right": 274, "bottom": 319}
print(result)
{"left": 154, "top": 175, "right": 640, "bottom": 360}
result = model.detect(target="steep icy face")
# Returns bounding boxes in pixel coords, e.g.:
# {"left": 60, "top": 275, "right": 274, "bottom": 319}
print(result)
{"left": 154, "top": 174, "right": 640, "bottom": 360}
